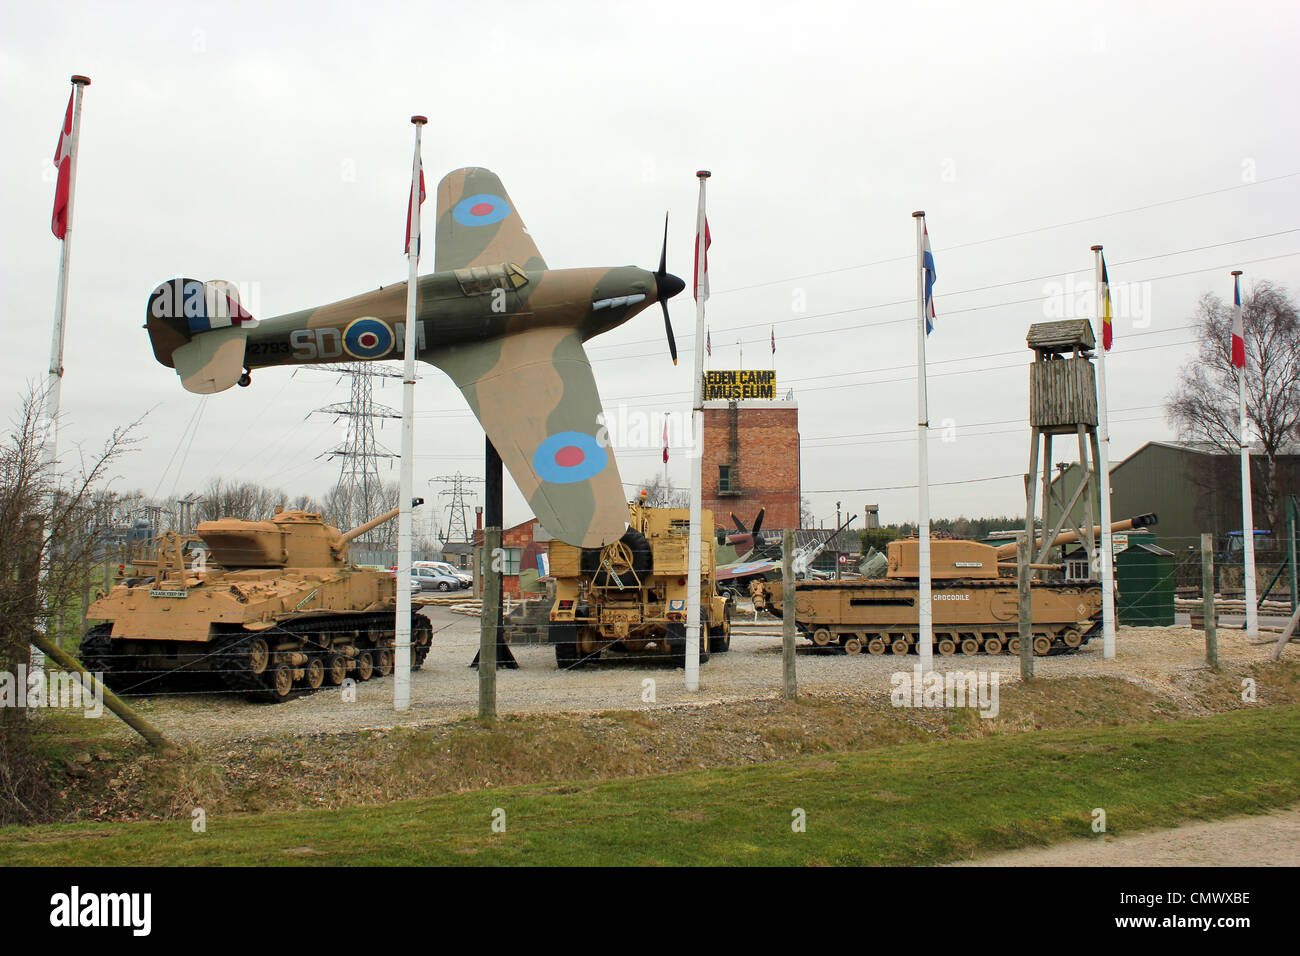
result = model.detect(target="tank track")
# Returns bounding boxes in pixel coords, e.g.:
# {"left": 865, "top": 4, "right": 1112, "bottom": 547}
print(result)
{"left": 78, "top": 612, "right": 433, "bottom": 703}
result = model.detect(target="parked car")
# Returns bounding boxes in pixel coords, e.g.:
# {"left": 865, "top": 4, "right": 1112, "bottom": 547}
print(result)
{"left": 411, "top": 568, "right": 464, "bottom": 592}
{"left": 413, "top": 561, "right": 472, "bottom": 588}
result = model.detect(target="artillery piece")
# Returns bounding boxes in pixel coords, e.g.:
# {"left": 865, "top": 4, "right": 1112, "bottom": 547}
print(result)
{"left": 80, "top": 505, "right": 432, "bottom": 701}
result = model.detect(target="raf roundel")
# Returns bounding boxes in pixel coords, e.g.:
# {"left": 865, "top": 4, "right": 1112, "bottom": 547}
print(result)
{"left": 532, "top": 431, "right": 609, "bottom": 485}
{"left": 452, "top": 193, "right": 511, "bottom": 227}
{"left": 342, "top": 318, "right": 394, "bottom": 360}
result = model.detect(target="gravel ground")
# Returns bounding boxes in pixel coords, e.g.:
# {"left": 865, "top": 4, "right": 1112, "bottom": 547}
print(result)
{"left": 954, "top": 805, "right": 1300, "bottom": 866}
{"left": 108, "top": 603, "right": 1290, "bottom": 747}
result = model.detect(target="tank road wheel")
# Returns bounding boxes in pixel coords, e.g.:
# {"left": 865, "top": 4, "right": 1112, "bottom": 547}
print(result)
{"left": 328, "top": 654, "right": 349, "bottom": 685}
{"left": 842, "top": 636, "right": 863, "bottom": 656}
{"left": 982, "top": 636, "right": 1002, "bottom": 655}
{"left": 305, "top": 657, "right": 325, "bottom": 690}
{"left": 247, "top": 637, "right": 270, "bottom": 676}
{"left": 1062, "top": 627, "right": 1083, "bottom": 649}
{"left": 355, "top": 650, "right": 375, "bottom": 681}
{"left": 411, "top": 614, "right": 434, "bottom": 670}
{"left": 1006, "top": 636, "right": 1021, "bottom": 655}
{"left": 937, "top": 638, "right": 957, "bottom": 657}
{"left": 1033, "top": 634, "right": 1053, "bottom": 657}
{"left": 375, "top": 648, "right": 394, "bottom": 677}
{"left": 812, "top": 627, "right": 833, "bottom": 647}
{"left": 867, "top": 637, "right": 886, "bottom": 655}
{"left": 267, "top": 664, "right": 295, "bottom": 702}
{"left": 960, "top": 637, "right": 980, "bottom": 656}
{"left": 891, "top": 637, "right": 910, "bottom": 656}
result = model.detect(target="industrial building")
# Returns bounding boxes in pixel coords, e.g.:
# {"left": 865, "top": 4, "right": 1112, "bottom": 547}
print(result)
{"left": 701, "top": 392, "right": 802, "bottom": 531}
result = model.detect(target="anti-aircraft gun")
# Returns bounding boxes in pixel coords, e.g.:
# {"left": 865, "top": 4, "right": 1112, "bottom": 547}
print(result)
{"left": 80, "top": 504, "right": 433, "bottom": 701}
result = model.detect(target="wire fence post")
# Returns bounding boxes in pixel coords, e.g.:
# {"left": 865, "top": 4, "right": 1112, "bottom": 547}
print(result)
{"left": 782, "top": 529, "right": 797, "bottom": 700}
{"left": 1017, "top": 531, "right": 1034, "bottom": 680}
{"left": 478, "top": 526, "right": 500, "bottom": 719}
{"left": 1201, "top": 533, "right": 1218, "bottom": 669}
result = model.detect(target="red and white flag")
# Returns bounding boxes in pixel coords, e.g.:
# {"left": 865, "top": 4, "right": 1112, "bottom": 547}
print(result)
{"left": 770, "top": 326, "right": 775, "bottom": 354}
{"left": 405, "top": 159, "right": 426, "bottom": 255}
{"left": 1231, "top": 273, "right": 1246, "bottom": 368}
{"left": 51, "top": 91, "right": 75, "bottom": 239}
{"left": 694, "top": 219, "right": 711, "bottom": 301}
{"left": 662, "top": 414, "right": 670, "bottom": 464}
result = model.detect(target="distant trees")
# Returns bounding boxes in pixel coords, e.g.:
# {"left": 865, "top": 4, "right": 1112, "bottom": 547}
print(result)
{"left": 889, "top": 516, "right": 1024, "bottom": 541}
{"left": 639, "top": 473, "right": 688, "bottom": 508}
{"left": 1168, "top": 280, "right": 1300, "bottom": 530}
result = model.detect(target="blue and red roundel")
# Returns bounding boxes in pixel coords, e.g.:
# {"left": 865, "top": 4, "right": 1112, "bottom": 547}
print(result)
{"left": 532, "top": 431, "right": 608, "bottom": 485}
{"left": 452, "top": 193, "right": 511, "bottom": 227}
{"left": 343, "top": 318, "right": 394, "bottom": 360}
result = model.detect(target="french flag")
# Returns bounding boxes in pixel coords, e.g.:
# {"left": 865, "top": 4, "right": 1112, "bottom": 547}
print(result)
{"left": 922, "top": 223, "right": 937, "bottom": 334}
{"left": 1231, "top": 274, "right": 1245, "bottom": 368}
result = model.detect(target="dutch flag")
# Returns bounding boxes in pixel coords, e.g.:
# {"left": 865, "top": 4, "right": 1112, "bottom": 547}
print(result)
{"left": 922, "top": 223, "right": 937, "bottom": 334}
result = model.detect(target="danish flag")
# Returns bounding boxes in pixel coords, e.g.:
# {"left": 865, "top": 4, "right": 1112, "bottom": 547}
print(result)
{"left": 51, "top": 91, "right": 74, "bottom": 239}
{"left": 405, "top": 159, "right": 425, "bottom": 255}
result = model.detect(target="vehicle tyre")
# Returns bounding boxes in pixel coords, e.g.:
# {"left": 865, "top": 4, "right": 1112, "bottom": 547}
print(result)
{"left": 585, "top": 528, "right": 654, "bottom": 587}
{"left": 438, "top": 581, "right": 451, "bottom": 592}
{"left": 960, "top": 637, "right": 980, "bottom": 655}
{"left": 551, "top": 623, "right": 580, "bottom": 670}
{"left": 937, "top": 638, "right": 956, "bottom": 656}
{"left": 1006, "top": 636, "right": 1022, "bottom": 655}
{"left": 1033, "top": 634, "right": 1052, "bottom": 656}
{"left": 305, "top": 657, "right": 325, "bottom": 690}
{"left": 355, "top": 650, "right": 375, "bottom": 681}
{"left": 867, "top": 637, "right": 886, "bottom": 655}
{"left": 812, "top": 627, "right": 833, "bottom": 647}
{"left": 327, "top": 653, "right": 349, "bottom": 685}
{"left": 375, "top": 647, "right": 394, "bottom": 676}
{"left": 891, "top": 638, "right": 910, "bottom": 656}
{"left": 983, "top": 636, "right": 1003, "bottom": 655}
{"left": 266, "top": 664, "right": 294, "bottom": 702}
{"left": 843, "top": 636, "right": 863, "bottom": 655}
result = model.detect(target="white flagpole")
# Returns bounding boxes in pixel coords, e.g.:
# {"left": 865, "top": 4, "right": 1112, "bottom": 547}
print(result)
{"left": 686, "top": 170, "right": 711, "bottom": 692}
{"left": 913, "top": 211, "right": 933, "bottom": 672}
{"left": 395, "top": 115, "right": 426, "bottom": 712}
{"left": 1233, "top": 269, "right": 1259, "bottom": 639}
{"left": 35, "top": 74, "right": 90, "bottom": 669}
{"left": 1092, "top": 245, "right": 1117, "bottom": 659}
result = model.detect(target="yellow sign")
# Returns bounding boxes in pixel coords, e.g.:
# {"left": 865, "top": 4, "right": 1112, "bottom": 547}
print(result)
{"left": 703, "top": 369, "right": 776, "bottom": 401}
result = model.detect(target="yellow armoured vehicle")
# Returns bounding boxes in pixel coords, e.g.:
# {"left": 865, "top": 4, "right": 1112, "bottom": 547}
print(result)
{"left": 79, "top": 505, "right": 433, "bottom": 701}
{"left": 547, "top": 497, "right": 732, "bottom": 668}
{"left": 751, "top": 514, "right": 1157, "bottom": 657}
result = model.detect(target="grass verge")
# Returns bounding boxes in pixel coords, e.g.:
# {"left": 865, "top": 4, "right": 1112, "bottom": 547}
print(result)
{"left": 3, "top": 704, "right": 1297, "bottom": 866}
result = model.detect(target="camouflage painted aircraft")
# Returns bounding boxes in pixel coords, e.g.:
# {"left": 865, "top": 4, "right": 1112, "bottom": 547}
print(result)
{"left": 145, "top": 167, "right": 685, "bottom": 548}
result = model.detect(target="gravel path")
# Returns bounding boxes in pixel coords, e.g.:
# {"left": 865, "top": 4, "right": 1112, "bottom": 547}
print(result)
{"left": 953, "top": 805, "right": 1300, "bottom": 866}
{"left": 106, "top": 605, "right": 1290, "bottom": 747}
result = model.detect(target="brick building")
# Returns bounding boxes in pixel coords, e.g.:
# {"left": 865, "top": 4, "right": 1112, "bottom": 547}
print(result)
{"left": 473, "top": 518, "right": 547, "bottom": 598}
{"left": 702, "top": 397, "right": 801, "bottom": 531}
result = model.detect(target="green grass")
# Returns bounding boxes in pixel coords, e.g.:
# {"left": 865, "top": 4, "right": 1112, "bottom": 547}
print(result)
{"left": 3, "top": 705, "right": 1298, "bottom": 866}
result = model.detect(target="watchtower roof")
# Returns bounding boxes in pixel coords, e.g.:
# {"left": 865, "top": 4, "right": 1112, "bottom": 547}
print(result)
{"left": 1027, "top": 319, "right": 1095, "bottom": 355}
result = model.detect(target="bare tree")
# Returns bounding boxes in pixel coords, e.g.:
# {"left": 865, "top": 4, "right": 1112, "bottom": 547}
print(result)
{"left": 1168, "top": 280, "right": 1300, "bottom": 528}
{"left": 639, "top": 473, "right": 688, "bottom": 508}
{"left": 0, "top": 388, "right": 139, "bottom": 823}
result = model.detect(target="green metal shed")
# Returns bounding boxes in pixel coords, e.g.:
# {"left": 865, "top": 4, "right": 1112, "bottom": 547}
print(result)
{"left": 1116, "top": 541, "right": 1176, "bottom": 626}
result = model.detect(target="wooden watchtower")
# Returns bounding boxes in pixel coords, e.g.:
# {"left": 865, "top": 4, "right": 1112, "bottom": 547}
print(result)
{"left": 1024, "top": 319, "right": 1102, "bottom": 576}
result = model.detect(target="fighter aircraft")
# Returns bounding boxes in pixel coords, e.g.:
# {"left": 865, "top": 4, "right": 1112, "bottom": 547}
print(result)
{"left": 144, "top": 167, "right": 685, "bottom": 548}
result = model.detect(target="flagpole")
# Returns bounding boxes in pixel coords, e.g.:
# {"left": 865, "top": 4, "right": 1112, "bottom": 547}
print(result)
{"left": 912, "top": 211, "right": 933, "bottom": 672}
{"left": 1092, "top": 245, "right": 1117, "bottom": 658}
{"left": 1233, "top": 270, "right": 1259, "bottom": 639}
{"left": 686, "top": 170, "right": 711, "bottom": 692}
{"left": 36, "top": 74, "right": 90, "bottom": 668}
{"left": 395, "top": 115, "right": 426, "bottom": 712}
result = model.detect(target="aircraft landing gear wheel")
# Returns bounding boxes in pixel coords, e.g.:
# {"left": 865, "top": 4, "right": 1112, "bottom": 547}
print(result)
{"left": 238, "top": 370, "right": 251, "bottom": 387}
{"left": 305, "top": 657, "right": 325, "bottom": 690}
{"left": 983, "top": 637, "right": 1003, "bottom": 655}
{"left": 867, "top": 637, "right": 886, "bottom": 655}
{"left": 960, "top": 637, "right": 979, "bottom": 655}
{"left": 1033, "top": 635, "right": 1052, "bottom": 656}
{"left": 843, "top": 636, "right": 863, "bottom": 656}
{"left": 891, "top": 638, "right": 910, "bottom": 656}
{"left": 355, "top": 650, "right": 375, "bottom": 681}
{"left": 812, "top": 628, "right": 833, "bottom": 647}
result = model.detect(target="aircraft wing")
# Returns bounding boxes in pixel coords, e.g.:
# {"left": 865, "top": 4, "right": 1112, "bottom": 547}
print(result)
{"left": 716, "top": 560, "right": 781, "bottom": 582}
{"left": 429, "top": 325, "right": 627, "bottom": 549}
{"left": 434, "top": 167, "right": 547, "bottom": 273}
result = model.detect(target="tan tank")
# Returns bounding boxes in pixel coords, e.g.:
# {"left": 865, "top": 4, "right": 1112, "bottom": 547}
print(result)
{"left": 750, "top": 514, "right": 1157, "bottom": 657}
{"left": 79, "top": 505, "right": 432, "bottom": 701}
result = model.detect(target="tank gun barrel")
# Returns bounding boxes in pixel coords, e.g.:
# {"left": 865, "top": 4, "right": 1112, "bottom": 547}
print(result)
{"left": 337, "top": 506, "right": 402, "bottom": 547}
{"left": 994, "top": 512, "right": 1158, "bottom": 560}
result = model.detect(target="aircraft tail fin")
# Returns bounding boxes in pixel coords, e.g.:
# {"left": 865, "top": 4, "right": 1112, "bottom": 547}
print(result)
{"left": 147, "top": 278, "right": 258, "bottom": 394}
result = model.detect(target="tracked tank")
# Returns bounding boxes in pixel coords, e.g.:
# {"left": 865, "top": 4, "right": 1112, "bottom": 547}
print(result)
{"left": 750, "top": 514, "right": 1157, "bottom": 657}
{"left": 79, "top": 505, "right": 433, "bottom": 701}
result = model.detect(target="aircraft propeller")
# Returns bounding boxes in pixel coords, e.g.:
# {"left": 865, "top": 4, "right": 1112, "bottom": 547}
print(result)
{"left": 654, "top": 213, "right": 685, "bottom": 364}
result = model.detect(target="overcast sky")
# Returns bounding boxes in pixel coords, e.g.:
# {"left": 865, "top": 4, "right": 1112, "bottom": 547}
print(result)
{"left": 3, "top": 0, "right": 1298, "bottom": 534}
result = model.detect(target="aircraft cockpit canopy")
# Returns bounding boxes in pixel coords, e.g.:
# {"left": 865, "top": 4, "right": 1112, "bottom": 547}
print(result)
{"left": 453, "top": 262, "right": 529, "bottom": 297}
